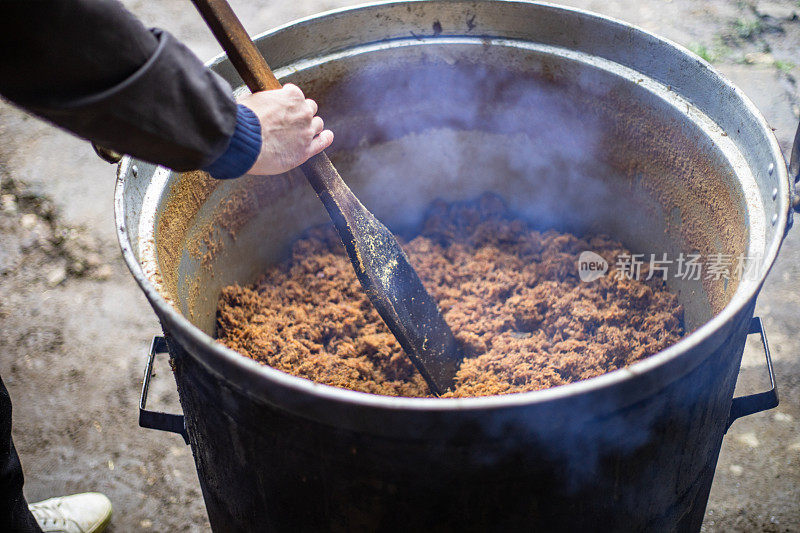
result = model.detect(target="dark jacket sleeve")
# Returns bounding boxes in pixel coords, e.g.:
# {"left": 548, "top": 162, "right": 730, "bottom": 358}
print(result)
{"left": 0, "top": 0, "right": 237, "bottom": 171}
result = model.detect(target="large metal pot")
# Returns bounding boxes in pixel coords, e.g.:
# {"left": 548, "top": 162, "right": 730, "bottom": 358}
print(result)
{"left": 116, "top": 1, "right": 793, "bottom": 530}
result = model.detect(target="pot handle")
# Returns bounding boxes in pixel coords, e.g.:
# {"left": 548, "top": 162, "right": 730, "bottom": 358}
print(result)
{"left": 726, "top": 317, "right": 779, "bottom": 431}
{"left": 139, "top": 336, "right": 189, "bottom": 444}
{"left": 91, "top": 142, "right": 123, "bottom": 164}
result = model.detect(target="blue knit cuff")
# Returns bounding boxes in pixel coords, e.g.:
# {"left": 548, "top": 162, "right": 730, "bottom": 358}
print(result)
{"left": 203, "top": 104, "right": 262, "bottom": 179}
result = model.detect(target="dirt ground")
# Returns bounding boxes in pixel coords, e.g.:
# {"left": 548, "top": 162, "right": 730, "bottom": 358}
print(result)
{"left": 0, "top": 0, "right": 798, "bottom": 531}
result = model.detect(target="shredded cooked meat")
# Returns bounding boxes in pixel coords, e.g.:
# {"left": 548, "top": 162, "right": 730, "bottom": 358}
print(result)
{"left": 216, "top": 194, "right": 684, "bottom": 397}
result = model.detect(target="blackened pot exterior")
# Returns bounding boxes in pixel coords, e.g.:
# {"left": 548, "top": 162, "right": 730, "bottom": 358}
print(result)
{"left": 166, "top": 298, "right": 755, "bottom": 532}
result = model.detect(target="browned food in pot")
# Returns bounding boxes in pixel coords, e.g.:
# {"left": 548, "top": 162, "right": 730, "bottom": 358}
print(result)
{"left": 216, "top": 194, "right": 684, "bottom": 397}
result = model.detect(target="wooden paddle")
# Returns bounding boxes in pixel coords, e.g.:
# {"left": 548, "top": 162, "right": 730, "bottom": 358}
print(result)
{"left": 190, "top": 0, "right": 462, "bottom": 395}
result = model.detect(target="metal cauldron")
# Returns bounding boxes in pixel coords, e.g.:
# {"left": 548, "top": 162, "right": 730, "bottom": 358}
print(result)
{"left": 115, "top": 1, "right": 794, "bottom": 530}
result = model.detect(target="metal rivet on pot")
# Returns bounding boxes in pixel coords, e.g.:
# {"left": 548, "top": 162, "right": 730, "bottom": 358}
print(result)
{"left": 771, "top": 213, "right": 778, "bottom": 225}
{"left": 772, "top": 187, "right": 778, "bottom": 200}
{"left": 132, "top": 165, "right": 139, "bottom": 177}
{"left": 768, "top": 163, "right": 774, "bottom": 175}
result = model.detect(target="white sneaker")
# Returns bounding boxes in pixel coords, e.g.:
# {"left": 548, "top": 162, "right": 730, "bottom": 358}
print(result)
{"left": 29, "top": 492, "right": 112, "bottom": 533}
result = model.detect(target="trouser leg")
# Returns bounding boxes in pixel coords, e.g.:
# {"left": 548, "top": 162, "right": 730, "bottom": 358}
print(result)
{"left": 0, "top": 376, "right": 41, "bottom": 533}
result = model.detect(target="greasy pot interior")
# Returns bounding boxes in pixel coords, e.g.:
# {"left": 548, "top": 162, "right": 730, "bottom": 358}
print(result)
{"left": 148, "top": 39, "right": 760, "bottom": 346}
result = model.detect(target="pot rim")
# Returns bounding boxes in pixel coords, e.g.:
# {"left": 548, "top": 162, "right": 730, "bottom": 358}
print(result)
{"left": 115, "top": 0, "right": 790, "bottom": 412}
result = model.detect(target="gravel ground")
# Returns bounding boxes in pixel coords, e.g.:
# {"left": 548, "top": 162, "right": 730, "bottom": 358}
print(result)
{"left": 0, "top": 0, "right": 798, "bottom": 531}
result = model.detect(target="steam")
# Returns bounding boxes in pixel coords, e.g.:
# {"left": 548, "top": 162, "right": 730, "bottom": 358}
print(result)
{"left": 322, "top": 57, "right": 622, "bottom": 237}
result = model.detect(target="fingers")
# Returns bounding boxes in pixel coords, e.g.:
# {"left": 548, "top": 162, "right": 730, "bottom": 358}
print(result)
{"left": 306, "top": 98, "right": 318, "bottom": 116}
{"left": 306, "top": 130, "right": 334, "bottom": 158}
{"left": 310, "top": 116, "right": 324, "bottom": 136}
{"left": 240, "top": 83, "right": 333, "bottom": 173}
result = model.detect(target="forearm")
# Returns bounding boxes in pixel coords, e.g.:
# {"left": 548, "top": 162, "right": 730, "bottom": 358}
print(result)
{"left": 0, "top": 0, "right": 237, "bottom": 170}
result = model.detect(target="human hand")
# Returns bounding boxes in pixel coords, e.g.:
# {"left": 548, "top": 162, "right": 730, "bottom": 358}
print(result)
{"left": 239, "top": 84, "right": 334, "bottom": 176}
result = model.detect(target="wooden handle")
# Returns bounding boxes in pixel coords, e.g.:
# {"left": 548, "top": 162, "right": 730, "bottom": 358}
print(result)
{"left": 190, "top": 0, "right": 282, "bottom": 93}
